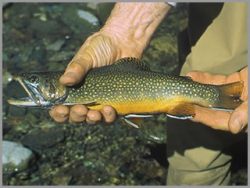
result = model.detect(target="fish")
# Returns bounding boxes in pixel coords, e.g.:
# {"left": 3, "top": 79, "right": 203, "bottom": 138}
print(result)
{"left": 8, "top": 57, "right": 243, "bottom": 126}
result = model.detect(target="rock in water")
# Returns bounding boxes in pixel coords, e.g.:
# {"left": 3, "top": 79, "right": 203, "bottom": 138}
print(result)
{"left": 77, "top": 10, "right": 99, "bottom": 26}
{"left": 2, "top": 70, "right": 13, "bottom": 87}
{"left": 2, "top": 140, "right": 34, "bottom": 174}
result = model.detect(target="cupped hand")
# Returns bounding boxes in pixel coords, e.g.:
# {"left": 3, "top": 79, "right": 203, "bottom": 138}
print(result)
{"left": 49, "top": 31, "right": 141, "bottom": 124}
{"left": 49, "top": 2, "right": 170, "bottom": 124}
{"left": 186, "top": 67, "right": 248, "bottom": 134}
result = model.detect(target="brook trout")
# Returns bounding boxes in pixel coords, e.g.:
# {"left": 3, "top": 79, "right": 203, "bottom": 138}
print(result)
{"left": 8, "top": 57, "right": 243, "bottom": 120}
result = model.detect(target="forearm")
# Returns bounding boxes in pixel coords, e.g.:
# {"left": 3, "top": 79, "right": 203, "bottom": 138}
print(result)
{"left": 101, "top": 2, "right": 171, "bottom": 57}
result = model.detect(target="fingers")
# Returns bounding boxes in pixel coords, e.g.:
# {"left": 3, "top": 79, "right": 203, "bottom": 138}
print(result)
{"left": 229, "top": 101, "right": 248, "bottom": 134}
{"left": 69, "top": 105, "right": 116, "bottom": 124}
{"left": 69, "top": 105, "right": 88, "bottom": 123}
{"left": 192, "top": 106, "right": 231, "bottom": 131}
{"left": 101, "top": 106, "right": 117, "bottom": 123}
{"left": 187, "top": 70, "right": 248, "bottom": 134}
{"left": 187, "top": 70, "right": 243, "bottom": 86}
{"left": 49, "top": 105, "right": 70, "bottom": 123}
{"left": 186, "top": 71, "right": 227, "bottom": 85}
{"left": 239, "top": 67, "right": 248, "bottom": 100}
{"left": 85, "top": 110, "right": 102, "bottom": 124}
{"left": 192, "top": 104, "right": 248, "bottom": 134}
{"left": 49, "top": 104, "right": 116, "bottom": 124}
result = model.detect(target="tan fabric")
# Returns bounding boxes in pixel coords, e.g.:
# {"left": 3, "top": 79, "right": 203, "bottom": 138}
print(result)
{"left": 181, "top": 2, "right": 247, "bottom": 75}
{"left": 167, "top": 145, "right": 232, "bottom": 185}
{"left": 167, "top": 161, "right": 231, "bottom": 185}
{"left": 167, "top": 2, "right": 247, "bottom": 185}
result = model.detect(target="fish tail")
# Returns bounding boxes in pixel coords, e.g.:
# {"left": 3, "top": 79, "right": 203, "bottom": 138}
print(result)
{"left": 215, "top": 81, "right": 244, "bottom": 110}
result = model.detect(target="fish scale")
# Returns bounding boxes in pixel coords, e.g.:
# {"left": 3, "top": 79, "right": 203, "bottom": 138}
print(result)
{"left": 67, "top": 71, "right": 217, "bottom": 105}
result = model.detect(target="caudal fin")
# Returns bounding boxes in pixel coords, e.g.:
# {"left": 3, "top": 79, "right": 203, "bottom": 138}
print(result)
{"left": 215, "top": 81, "right": 244, "bottom": 110}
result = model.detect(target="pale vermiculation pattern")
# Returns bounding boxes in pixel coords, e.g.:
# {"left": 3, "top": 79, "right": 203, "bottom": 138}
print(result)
{"left": 65, "top": 67, "right": 220, "bottom": 106}
{"left": 16, "top": 58, "right": 221, "bottom": 108}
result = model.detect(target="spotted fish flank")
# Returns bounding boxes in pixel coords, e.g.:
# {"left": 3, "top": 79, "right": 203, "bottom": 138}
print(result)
{"left": 8, "top": 57, "right": 243, "bottom": 119}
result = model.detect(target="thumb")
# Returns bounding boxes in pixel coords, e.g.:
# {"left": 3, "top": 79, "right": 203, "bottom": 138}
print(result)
{"left": 60, "top": 49, "right": 93, "bottom": 86}
{"left": 228, "top": 101, "right": 248, "bottom": 134}
{"left": 60, "top": 32, "right": 117, "bottom": 86}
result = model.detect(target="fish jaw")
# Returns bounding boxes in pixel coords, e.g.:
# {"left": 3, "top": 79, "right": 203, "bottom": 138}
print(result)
{"left": 7, "top": 97, "right": 50, "bottom": 107}
{"left": 7, "top": 76, "right": 51, "bottom": 107}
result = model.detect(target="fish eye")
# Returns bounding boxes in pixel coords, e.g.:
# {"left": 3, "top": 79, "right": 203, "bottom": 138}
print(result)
{"left": 28, "top": 74, "right": 39, "bottom": 83}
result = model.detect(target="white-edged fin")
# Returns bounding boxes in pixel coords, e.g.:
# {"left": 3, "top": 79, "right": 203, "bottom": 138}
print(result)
{"left": 124, "top": 114, "right": 154, "bottom": 118}
{"left": 122, "top": 114, "right": 154, "bottom": 128}
{"left": 122, "top": 117, "right": 139, "bottom": 129}
{"left": 166, "top": 114, "right": 193, "bottom": 120}
{"left": 7, "top": 97, "right": 51, "bottom": 108}
{"left": 7, "top": 98, "right": 38, "bottom": 107}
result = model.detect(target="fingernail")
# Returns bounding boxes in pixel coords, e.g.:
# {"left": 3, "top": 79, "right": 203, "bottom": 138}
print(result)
{"left": 63, "top": 72, "right": 76, "bottom": 79}
{"left": 61, "top": 72, "right": 77, "bottom": 85}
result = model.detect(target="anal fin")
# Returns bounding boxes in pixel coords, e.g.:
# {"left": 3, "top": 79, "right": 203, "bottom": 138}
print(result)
{"left": 167, "top": 102, "right": 195, "bottom": 120}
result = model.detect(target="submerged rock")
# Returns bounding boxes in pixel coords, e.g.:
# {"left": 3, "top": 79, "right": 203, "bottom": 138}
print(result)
{"left": 2, "top": 70, "right": 13, "bottom": 87}
{"left": 77, "top": 10, "right": 99, "bottom": 26}
{"left": 2, "top": 140, "right": 35, "bottom": 174}
{"left": 46, "top": 39, "right": 65, "bottom": 51}
{"left": 21, "top": 127, "right": 65, "bottom": 153}
{"left": 48, "top": 51, "right": 75, "bottom": 62}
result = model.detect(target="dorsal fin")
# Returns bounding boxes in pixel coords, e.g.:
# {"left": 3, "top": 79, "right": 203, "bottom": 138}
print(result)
{"left": 90, "top": 57, "right": 151, "bottom": 75}
{"left": 113, "top": 57, "right": 150, "bottom": 71}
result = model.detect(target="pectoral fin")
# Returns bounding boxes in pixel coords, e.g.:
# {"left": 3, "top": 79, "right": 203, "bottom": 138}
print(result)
{"left": 122, "top": 118, "right": 140, "bottom": 128}
{"left": 122, "top": 114, "right": 154, "bottom": 128}
{"left": 166, "top": 103, "right": 195, "bottom": 120}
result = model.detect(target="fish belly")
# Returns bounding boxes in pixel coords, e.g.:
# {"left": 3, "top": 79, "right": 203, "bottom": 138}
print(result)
{"left": 87, "top": 96, "right": 199, "bottom": 116}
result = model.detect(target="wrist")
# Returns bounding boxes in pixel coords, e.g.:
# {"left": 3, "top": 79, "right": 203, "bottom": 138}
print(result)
{"left": 101, "top": 2, "right": 170, "bottom": 58}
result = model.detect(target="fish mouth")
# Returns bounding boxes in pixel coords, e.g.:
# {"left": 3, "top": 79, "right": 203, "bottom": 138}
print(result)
{"left": 7, "top": 97, "right": 38, "bottom": 107}
{"left": 7, "top": 76, "right": 50, "bottom": 107}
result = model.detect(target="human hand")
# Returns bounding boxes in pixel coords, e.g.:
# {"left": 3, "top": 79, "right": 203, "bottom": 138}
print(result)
{"left": 49, "top": 32, "right": 128, "bottom": 124}
{"left": 186, "top": 67, "right": 248, "bottom": 134}
{"left": 49, "top": 3, "right": 170, "bottom": 124}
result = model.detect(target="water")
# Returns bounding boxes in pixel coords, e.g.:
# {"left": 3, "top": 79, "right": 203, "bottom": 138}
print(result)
{"left": 3, "top": 3, "right": 246, "bottom": 186}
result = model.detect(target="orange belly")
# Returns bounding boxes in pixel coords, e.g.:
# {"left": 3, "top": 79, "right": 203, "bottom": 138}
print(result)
{"left": 88, "top": 96, "right": 202, "bottom": 115}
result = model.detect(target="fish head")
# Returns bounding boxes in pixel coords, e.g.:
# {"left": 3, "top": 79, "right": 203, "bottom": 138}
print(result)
{"left": 8, "top": 72, "right": 68, "bottom": 108}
